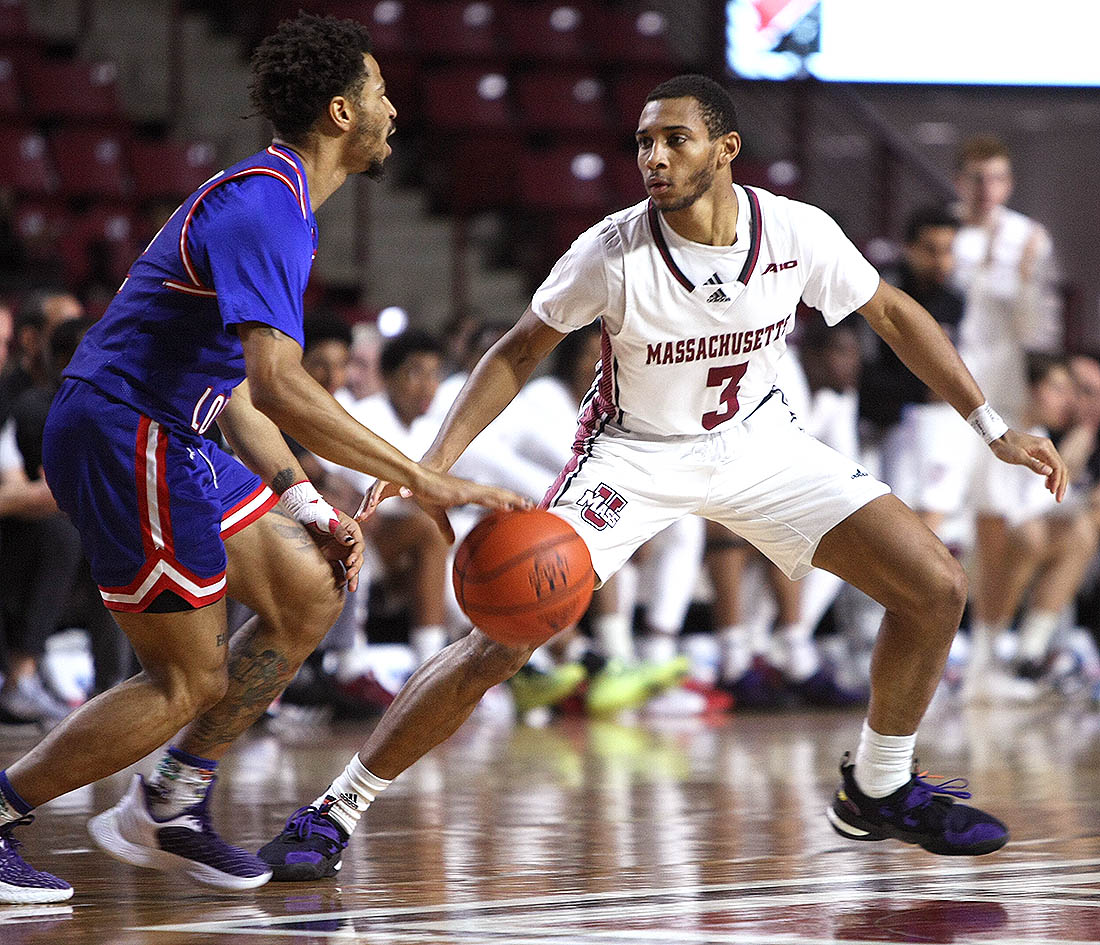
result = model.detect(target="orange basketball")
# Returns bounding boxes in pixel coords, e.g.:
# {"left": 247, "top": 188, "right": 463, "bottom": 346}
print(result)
{"left": 453, "top": 509, "right": 596, "bottom": 646}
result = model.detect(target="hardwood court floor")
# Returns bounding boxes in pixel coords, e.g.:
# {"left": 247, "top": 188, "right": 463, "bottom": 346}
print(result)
{"left": 4, "top": 695, "right": 1100, "bottom": 944}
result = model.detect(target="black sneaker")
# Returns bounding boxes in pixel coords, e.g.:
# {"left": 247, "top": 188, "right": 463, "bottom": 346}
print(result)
{"left": 827, "top": 753, "right": 1008, "bottom": 855}
{"left": 258, "top": 806, "right": 348, "bottom": 881}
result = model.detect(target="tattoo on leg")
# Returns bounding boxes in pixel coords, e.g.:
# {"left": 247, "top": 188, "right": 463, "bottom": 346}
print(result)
{"left": 186, "top": 627, "right": 294, "bottom": 754}
{"left": 216, "top": 633, "right": 227, "bottom": 647}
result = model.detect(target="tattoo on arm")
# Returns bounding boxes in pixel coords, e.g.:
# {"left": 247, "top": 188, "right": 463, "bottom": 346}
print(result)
{"left": 272, "top": 468, "right": 296, "bottom": 495}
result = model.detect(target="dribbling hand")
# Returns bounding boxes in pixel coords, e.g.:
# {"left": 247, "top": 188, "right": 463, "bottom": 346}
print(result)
{"left": 990, "top": 428, "right": 1069, "bottom": 502}
{"left": 356, "top": 470, "right": 532, "bottom": 544}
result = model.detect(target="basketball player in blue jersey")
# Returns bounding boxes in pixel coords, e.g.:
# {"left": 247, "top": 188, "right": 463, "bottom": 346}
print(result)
{"left": 0, "top": 13, "right": 525, "bottom": 904}
{"left": 259, "top": 74, "right": 1067, "bottom": 880}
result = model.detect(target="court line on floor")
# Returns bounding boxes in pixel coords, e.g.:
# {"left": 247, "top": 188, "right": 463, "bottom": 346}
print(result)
{"left": 132, "top": 855, "right": 1100, "bottom": 934}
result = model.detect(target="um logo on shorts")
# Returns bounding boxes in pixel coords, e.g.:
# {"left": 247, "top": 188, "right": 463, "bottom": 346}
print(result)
{"left": 578, "top": 482, "right": 627, "bottom": 531}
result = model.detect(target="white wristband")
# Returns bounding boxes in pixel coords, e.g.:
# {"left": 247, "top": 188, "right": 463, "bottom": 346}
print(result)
{"left": 281, "top": 480, "right": 340, "bottom": 535}
{"left": 967, "top": 402, "right": 1009, "bottom": 445}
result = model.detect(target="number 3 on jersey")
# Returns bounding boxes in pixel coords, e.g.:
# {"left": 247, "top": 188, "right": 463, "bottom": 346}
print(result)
{"left": 702, "top": 363, "right": 748, "bottom": 430}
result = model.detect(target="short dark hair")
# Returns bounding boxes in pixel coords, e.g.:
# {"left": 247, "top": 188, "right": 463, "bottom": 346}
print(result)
{"left": 380, "top": 329, "right": 444, "bottom": 375}
{"left": 49, "top": 316, "right": 93, "bottom": 374}
{"left": 645, "top": 74, "right": 738, "bottom": 139}
{"left": 904, "top": 204, "right": 960, "bottom": 244}
{"left": 249, "top": 13, "right": 374, "bottom": 144}
{"left": 1026, "top": 352, "right": 1067, "bottom": 388}
{"left": 303, "top": 314, "right": 353, "bottom": 353}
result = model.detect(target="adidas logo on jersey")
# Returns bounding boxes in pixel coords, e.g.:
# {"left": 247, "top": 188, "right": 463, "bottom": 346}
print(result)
{"left": 703, "top": 272, "right": 724, "bottom": 286}
{"left": 706, "top": 288, "right": 731, "bottom": 304}
{"left": 851, "top": 469, "right": 868, "bottom": 479}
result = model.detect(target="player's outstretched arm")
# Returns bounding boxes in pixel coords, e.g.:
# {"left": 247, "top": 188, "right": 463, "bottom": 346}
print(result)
{"left": 421, "top": 307, "right": 568, "bottom": 474}
{"left": 858, "top": 279, "right": 1068, "bottom": 500}
{"left": 238, "top": 322, "right": 529, "bottom": 539}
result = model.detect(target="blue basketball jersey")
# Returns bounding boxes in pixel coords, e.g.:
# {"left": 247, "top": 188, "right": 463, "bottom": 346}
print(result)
{"left": 64, "top": 143, "right": 318, "bottom": 437}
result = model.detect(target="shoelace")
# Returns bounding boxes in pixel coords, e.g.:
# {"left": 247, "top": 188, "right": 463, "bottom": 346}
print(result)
{"left": 903, "top": 773, "right": 972, "bottom": 812}
{"left": 285, "top": 806, "right": 341, "bottom": 844}
{"left": 0, "top": 815, "right": 35, "bottom": 856}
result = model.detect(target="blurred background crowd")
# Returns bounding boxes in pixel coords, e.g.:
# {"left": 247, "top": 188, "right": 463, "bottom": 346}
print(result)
{"left": 3, "top": 0, "right": 1100, "bottom": 728}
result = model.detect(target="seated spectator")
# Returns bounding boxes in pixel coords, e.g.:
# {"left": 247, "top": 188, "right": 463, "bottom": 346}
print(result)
{"left": 0, "top": 289, "right": 83, "bottom": 423}
{"left": 0, "top": 317, "right": 133, "bottom": 725}
{"left": 861, "top": 206, "right": 969, "bottom": 539}
{"left": 964, "top": 354, "right": 1098, "bottom": 701}
{"left": 706, "top": 322, "right": 867, "bottom": 708}
{"left": 324, "top": 330, "right": 451, "bottom": 666}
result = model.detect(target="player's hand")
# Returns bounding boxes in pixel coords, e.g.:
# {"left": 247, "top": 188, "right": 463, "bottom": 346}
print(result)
{"left": 358, "top": 469, "right": 531, "bottom": 543}
{"left": 355, "top": 477, "right": 413, "bottom": 520}
{"left": 309, "top": 508, "right": 365, "bottom": 592}
{"left": 990, "top": 428, "right": 1068, "bottom": 501}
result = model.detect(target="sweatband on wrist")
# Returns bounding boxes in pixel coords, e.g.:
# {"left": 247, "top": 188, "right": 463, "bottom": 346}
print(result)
{"left": 967, "top": 402, "right": 1008, "bottom": 444}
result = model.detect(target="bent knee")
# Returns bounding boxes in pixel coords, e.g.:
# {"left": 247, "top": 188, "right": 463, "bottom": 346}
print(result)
{"left": 158, "top": 664, "right": 229, "bottom": 718}
{"left": 892, "top": 549, "right": 967, "bottom": 625}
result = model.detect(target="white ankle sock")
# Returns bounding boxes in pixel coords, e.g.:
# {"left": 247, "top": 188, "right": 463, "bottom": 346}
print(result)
{"left": 313, "top": 754, "right": 391, "bottom": 836}
{"left": 776, "top": 622, "right": 819, "bottom": 682}
{"left": 719, "top": 624, "right": 752, "bottom": 682}
{"left": 1017, "top": 610, "right": 1059, "bottom": 664}
{"left": 411, "top": 625, "right": 448, "bottom": 665}
{"left": 852, "top": 720, "right": 916, "bottom": 798}
{"left": 640, "top": 630, "right": 678, "bottom": 664}
{"left": 593, "top": 613, "right": 635, "bottom": 663}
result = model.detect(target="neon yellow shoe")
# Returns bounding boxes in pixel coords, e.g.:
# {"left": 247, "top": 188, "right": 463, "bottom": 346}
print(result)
{"left": 585, "top": 661, "right": 655, "bottom": 715}
{"left": 508, "top": 664, "right": 587, "bottom": 715}
{"left": 639, "top": 655, "right": 691, "bottom": 693}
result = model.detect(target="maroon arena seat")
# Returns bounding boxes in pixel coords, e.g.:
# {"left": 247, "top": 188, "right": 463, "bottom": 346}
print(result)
{"left": 0, "top": 0, "right": 29, "bottom": 41}
{"left": 410, "top": 0, "right": 503, "bottom": 59}
{"left": 609, "top": 70, "right": 676, "bottom": 134}
{"left": 596, "top": 8, "right": 682, "bottom": 67}
{"left": 0, "top": 52, "right": 21, "bottom": 117}
{"left": 514, "top": 69, "right": 613, "bottom": 136}
{"left": 420, "top": 65, "right": 514, "bottom": 131}
{"left": 0, "top": 127, "right": 56, "bottom": 196}
{"left": 57, "top": 203, "right": 139, "bottom": 288}
{"left": 26, "top": 57, "right": 123, "bottom": 122}
{"left": 129, "top": 139, "right": 217, "bottom": 202}
{"left": 500, "top": 1, "right": 595, "bottom": 64}
{"left": 51, "top": 128, "right": 129, "bottom": 199}
{"left": 517, "top": 144, "right": 613, "bottom": 212}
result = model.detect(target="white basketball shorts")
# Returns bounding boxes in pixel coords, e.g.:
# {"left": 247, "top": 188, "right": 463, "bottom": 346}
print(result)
{"left": 542, "top": 391, "right": 890, "bottom": 583}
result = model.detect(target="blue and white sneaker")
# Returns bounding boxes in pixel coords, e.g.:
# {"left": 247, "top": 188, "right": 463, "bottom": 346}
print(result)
{"left": 258, "top": 805, "right": 349, "bottom": 881}
{"left": 0, "top": 816, "right": 73, "bottom": 903}
{"left": 827, "top": 753, "right": 1008, "bottom": 856}
{"left": 88, "top": 774, "right": 271, "bottom": 890}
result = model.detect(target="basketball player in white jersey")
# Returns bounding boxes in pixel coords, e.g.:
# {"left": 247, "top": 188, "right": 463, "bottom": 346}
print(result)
{"left": 259, "top": 75, "right": 1067, "bottom": 878}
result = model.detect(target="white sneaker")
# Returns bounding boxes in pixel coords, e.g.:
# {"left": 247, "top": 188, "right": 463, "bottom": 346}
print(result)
{"left": 88, "top": 775, "right": 271, "bottom": 890}
{"left": 0, "top": 677, "right": 71, "bottom": 726}
{"left": 962, "top": 665, "right": 1040, "bottom": 704}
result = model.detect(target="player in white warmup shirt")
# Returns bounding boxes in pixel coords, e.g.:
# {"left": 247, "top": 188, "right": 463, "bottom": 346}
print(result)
{"left": 259, "top": 75, "right": 1067, "bottom": 879}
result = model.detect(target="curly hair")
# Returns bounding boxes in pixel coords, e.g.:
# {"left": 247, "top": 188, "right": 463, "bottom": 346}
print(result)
{"left": 249, "top": 13, "right": 374, "bottom": 144}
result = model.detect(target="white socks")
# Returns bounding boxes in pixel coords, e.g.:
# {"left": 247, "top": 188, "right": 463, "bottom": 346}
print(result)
{"left": 593, "top": 613, "right": 635, "bottom": 664}
{"left": 719, "top": 624, "right": 752, "bottom": 682}
{"left": 853, "top": 720, "right": 916, "bottom": 798}
{"left": 775, "top": 622, "right": 820, "bottom": 682}
{"left": 1017, "top": 610, "right": 1059, "bottom": 665}
{"left": 313, "top": 754, "right": 392, "bottom": 836}
{"left": 640, "top": 630, "right": 678, "bottom": 664}
{"left": 411, "top": 625, "right": 448, "bottom": 665}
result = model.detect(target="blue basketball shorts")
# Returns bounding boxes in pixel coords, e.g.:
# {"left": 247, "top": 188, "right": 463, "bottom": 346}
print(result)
{"left": 43, "top": 378, "right": 278, "bottom": 612}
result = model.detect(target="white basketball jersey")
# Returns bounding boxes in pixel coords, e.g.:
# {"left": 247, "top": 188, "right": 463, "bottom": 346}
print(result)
{"left": 531, "top": 184, "right": 880, "bottom": 438}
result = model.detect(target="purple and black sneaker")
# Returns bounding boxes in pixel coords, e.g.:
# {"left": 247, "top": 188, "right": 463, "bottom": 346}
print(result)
{"left": 827, "top": 753, "right": 1008, "bottom": 856}
{"left": 0, "top": 816, "right": 73, "bottom": 903}
{"left": 258, "top": 805, "right": 348, "bottom": 881}
{"left": 88, "top": 774, "right": 272, "bottom": 890}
